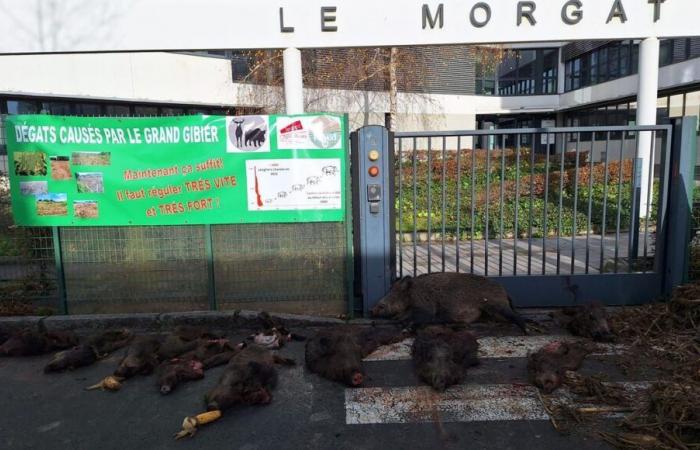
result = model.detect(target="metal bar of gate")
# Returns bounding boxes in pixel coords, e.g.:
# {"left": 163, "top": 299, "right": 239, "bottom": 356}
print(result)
{"left": 543, "top": 132, "right": 550, "bottom": 275}
{"left": 585, "top": 134, "right": 596, "bottom": 274}
{"left": 514, "top": 135, "right": 521, "bottom": 275}
{"left": 398, "top": 138, "right": 403, "bottom": 278}
{"left": 412, "top": 137, "right": 417, "bottom": 276}
{"left": 484, "top": 139, "right": 491, "bottom": 276}
{"left": 456, "top": 136, "right": 462, "bottom": 273}
{"left": 600, "top": 132, "right": 611, "bottom": 272}
{"left": 571, "top": 133, "right": 581, "bottom": 274}
{"left": 499, "top": 136, "right": 506, "bottom": 276}
{"left": 441, "top": 136, "right": 447, "bottom": 272}
{"left": 470, "top": 143, "right": 476, "bottom": 274}
{"left": 427, "top": 137, "right": 432, "bottom": 273}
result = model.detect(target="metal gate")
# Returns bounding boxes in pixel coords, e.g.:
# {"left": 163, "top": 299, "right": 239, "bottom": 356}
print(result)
{"left": 382, "top": 118, "right": 697, "bottom": 308}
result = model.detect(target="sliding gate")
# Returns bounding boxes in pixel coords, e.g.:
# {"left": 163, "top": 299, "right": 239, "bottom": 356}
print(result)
{"left": 353, "top": 117, "right": 697, "bottom": 311}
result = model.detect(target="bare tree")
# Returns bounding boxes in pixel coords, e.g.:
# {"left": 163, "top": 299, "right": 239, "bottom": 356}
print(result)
{"left": 235, "top": 47, "right": 433, "bottom": 125}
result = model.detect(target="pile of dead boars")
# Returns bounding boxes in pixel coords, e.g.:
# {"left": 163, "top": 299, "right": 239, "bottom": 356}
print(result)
{"left": 0, "top": 273, "right": 652, "bottom": 443}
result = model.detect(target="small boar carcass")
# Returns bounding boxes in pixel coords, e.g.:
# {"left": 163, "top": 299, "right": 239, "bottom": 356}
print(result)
{"left": 527, "top": 341, "right": 590, "bottom": 393}
{"left": 557, "top": 303, "right": 615, "bottom": 342}
{"left": 412, "top": 326, "right": 479, "bottom": 392}
{"left": 113, "top": 336, "right": 161, "bottom": 379}
{"left": 205, "top": 345, "right": 294, "bottom": 412}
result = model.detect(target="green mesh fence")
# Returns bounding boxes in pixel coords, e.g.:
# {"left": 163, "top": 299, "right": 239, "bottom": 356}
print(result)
{"left": 213, "top": 223, "right": 348, "bottom": 315}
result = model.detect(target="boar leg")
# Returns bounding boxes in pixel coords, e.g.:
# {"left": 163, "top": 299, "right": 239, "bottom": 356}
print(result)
{"left": 202, "top": 352, "right": 236, "bottom": 370}
{"left": 480, "top": 303, "right": 528, "bottom": 334}
{"left": 272, "top": 355, "right": 295, "bottom": 366}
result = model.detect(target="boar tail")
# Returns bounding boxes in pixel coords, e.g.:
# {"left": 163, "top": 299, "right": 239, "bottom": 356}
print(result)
{"left": 481, "top": 303, "right": 528, "bottom": 334}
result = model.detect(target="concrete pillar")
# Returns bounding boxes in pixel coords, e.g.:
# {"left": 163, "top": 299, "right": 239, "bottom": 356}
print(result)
{"left": 283, "top": 48, "right": 304, "bottom": 114}
{"left": 636, "top": 37, "right": 660, "bottom": 217}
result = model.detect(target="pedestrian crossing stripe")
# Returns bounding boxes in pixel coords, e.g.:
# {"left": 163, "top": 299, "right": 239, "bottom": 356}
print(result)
{"left": 363, "top": 335, "right": 624, "bottom": 362}
{"left": 345, "top": 382, "right": 649, "bottom": 425}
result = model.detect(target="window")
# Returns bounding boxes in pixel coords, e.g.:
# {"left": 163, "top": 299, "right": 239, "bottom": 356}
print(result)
{"left": 105, "top": 105, "right": 131, "bottom": 116}
{"left": 161, "top": 107, "right": 184, "bottom": 116}
{"left": 669, "top": 94, "right": 684, "bottom": 118}
{"left": 41, "top": 102, "right": 72, "bottom": 115}
{"left": 7, "top": 100, "right": 40, "bottom": 114}
{"left": 74, "top": 103, "right": 103, "bottom": 116}
{"left": 134, "top": 106, "right": 159, "bottom": 116}
{"left": 684, "top": 91, "right": 700, "bottom": 131}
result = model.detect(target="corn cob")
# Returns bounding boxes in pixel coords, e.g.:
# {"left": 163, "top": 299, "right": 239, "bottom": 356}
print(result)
{"left": 174, "top": 410, "right": 222, "bottom": 440}
{"left": 85, "top": 376, "right": 124, "bottom": 391}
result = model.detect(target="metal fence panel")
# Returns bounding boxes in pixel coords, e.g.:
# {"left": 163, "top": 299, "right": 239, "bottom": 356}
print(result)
{"left": 213, "top": 222, "right": 348, "bottom": 316}
{"left": 394, "top": 126, "right": 671, "bottom": 280}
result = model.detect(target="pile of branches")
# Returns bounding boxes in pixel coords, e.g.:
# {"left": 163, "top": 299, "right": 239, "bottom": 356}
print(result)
{"left": 601, "top": 382, "right": 700, "bottom": 449}
{"left": 539, "top": 372, "right": 637, "bottom": 436}
{"left": 611, "top": 284, "right": 700, "bottom": 380}
{"left": 603, "top": 283, "right": 700, "bottom": 448}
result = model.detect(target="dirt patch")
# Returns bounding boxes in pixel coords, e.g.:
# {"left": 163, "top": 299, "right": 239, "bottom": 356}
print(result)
{"left": 74, "top": 201, "right": 98, "bottom": 219}
{"left": 36, "top": 200, "right": 67, "bottom": 216}
{"left": 72, "top": 152, "right": 111, "bottom": 166}
{"left": 50, "top": 159, "right": 71, "bottom": 180}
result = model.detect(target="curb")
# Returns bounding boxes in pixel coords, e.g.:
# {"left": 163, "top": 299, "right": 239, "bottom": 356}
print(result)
{"left": 0, "top": 310, "right": 397, "bottom": 334}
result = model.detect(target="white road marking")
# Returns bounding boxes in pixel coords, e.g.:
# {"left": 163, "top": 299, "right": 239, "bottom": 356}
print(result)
{"left": 345, "top": 384, "right": 548, "bottom": 424}
{"left": 363, "top": 335, "right": 625, "bottom": 362}
{"left": 345, "top": 382, "right": 650, "bottom": 425}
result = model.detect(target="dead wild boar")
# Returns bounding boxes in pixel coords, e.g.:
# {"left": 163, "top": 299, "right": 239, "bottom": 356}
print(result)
{"left": 0, "top": 328, "right": 77, "bottom": 357}
{"left": 86, "top": 329, "right": 134, "bottom": 355}
{"left": 305, "top": 326, "right": 404, "bottom": 387}
{"left": 113, "top": 336, "right": 161, "bottom": 379}
{"left": 205, "top": 345, "right": 294, "bottom": 412}
{"left": 156, "top": 358, "right": 205, "bottom": 395}
{"left": 371, "top": 273, "right": 527, "bottom": 332}
{"left": 412, "top": 326, "right": 479, "bottom": 392}
{"left": 44, "top": 329, "right": 134, "bottom": 373}
{"left": 558, "top": 303, "right": 615, "bottom": 342}
{"left": 178, "top": 339, "right": 244, "bottom": 370}
{"left": 527, "top": 341, "right": 590, "bottom": 393}
{"left": 44, "top": 345, "right": 99, "bottom": 373}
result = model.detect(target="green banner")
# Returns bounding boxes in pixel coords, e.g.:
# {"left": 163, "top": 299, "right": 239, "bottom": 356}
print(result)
{"left": 5, "top": 113, "right": 348, "bottom": 226}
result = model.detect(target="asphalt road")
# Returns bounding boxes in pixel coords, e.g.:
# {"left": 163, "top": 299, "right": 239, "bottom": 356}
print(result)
{"left": 0, "top": 323, "right": 627, "bottom": 450}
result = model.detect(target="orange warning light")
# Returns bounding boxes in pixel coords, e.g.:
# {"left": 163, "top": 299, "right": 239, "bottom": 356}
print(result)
{"left": 368, "top": 166, "right": 379, "bottom": 177}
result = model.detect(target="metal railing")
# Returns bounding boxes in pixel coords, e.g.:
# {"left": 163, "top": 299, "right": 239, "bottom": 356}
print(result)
{"left": 394, "top": 125, "right": 672, "bottom": 278}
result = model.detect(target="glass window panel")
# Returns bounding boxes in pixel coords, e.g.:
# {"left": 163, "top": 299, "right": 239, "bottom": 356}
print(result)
{"left": 609, "top": 46, "right": 620, "bottom": 78}
{"left": 684, "top": 91, "right": 700, "bottom": 130}
{"left": 74, "top": 103, "right": 103, "bottom": 116}
{"left": 134, "top": 106, "right": 159, "bottom": 116}
{"left": 669, "top": 94, "right": 684, "bottom": 118}
{"left": 161, "top": 107, "right": 184, "bottom": 116}
{"left": 598, "top": 48, "right": 608, "bottom": 82}
{"left": 7, "top": 100, "right": 40, "bottom": 115}
{"left": 40, "top": 102, "right": 72, "bottom": 115}
{"left": 105, "top": 105, "right": 131, "bottom": 116}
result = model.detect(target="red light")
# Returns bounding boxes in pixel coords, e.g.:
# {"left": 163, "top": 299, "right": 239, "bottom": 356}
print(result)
{"left": 368, "top": 166, "right": 379, "bottom": 177}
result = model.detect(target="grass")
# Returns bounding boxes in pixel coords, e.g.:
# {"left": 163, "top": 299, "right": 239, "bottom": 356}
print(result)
{"left": 37, "top": 200, "right": 67, "bottom": 216}
{"left": 74, "top": 202, "right": 98, "bottom": 218}
{"left": 72, "top": 152, "right": 111, "bottom": 166}
{"left": 13, "top": 152, "right": 47, "bottom": 176}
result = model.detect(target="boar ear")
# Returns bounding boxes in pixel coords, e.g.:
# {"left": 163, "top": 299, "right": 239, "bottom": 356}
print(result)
{"left": 399, "top": 276, "right": 413, "bottom": 290}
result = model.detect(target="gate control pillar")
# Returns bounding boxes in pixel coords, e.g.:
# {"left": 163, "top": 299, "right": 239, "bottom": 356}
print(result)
{"left": 351, "top": 126, "right": 395, "bottom": 315}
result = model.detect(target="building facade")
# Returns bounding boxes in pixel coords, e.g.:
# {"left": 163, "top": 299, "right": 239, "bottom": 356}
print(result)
{"left": 1, "top": 39, "right": 700, "bottom": 169}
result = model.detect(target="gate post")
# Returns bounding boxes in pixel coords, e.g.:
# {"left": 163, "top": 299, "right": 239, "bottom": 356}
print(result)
{"left": 350, "top": 126, "right": 396, "bottom": 316}
{"left": 663, "top": 116, "right": 697, "bottom": 294}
